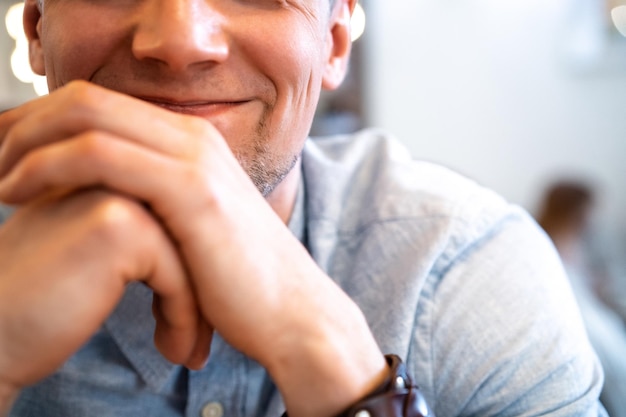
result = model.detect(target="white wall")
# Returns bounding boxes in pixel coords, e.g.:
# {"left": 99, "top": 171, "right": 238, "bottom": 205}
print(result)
{"left": 363, "top": 0, "right": 626, "bottom": 245}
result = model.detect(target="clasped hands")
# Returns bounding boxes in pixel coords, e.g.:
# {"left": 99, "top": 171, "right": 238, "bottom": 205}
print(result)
{"left": 0, "top": 81, "right": 387, "bottom": 417}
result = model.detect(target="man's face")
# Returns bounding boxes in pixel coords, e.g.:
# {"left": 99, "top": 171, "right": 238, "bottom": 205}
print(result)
{"left": 24, "top": 0, "right": 352, "bottom": 196}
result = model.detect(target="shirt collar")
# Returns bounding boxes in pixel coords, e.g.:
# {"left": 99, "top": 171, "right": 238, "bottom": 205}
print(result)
{"left": 105, "top": 282, "right": 177, "bottom": 391}
{"left": 287, "top": 173, "right": 307, "bottom": 245}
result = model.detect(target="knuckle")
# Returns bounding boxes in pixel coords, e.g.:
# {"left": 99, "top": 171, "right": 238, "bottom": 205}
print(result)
{"left": 179, "top": 115, "right": 223, "bottom": 159}
{"left": 2, "top": 120, "right": 25, "bottom": 154}
{"left": 61, "top": 80, "right": 106, "bottom": 117}
{"left": 72, "top": 130, "right": 120, "bottom": 171}
{"left": 64, "top": 80, "right": 94, "bottom": 103}
{"left": 83, "top": 193, "right": 152, "bottom": 247}
{"left": 180, "top": 163, "right": 211, "bottom": 196}
{"left": 49, "top": 191, "right": 161, "bottom": 288}
{"left": 76, "top": 130, "right": 108, "bottom": 158}
{"left": 181, "top": 163, "right": 226, "bottom": 215}
{"left": 17, "top": 147, "right": 51, "bottom": 179}
{"left": 64, "top": 79, "right": 95, "bottom": 99}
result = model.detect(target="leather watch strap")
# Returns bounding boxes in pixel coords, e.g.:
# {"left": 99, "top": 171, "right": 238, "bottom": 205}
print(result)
{"left": 282, "top": 354, "right": 434, "bottom": 417}
{"left": 336, "top": 354, "right": 433, "bottom": 417}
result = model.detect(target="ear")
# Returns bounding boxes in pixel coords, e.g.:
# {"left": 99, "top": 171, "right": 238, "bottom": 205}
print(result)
{"left": 23, "top": 0, "right": 45, "bottom": 75}
{"left": 321, "top": 0, "right": 356, "bottom": 91}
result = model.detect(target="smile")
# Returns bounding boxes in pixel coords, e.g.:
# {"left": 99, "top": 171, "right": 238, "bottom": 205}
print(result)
{"left": 136, "top": 96, "right": 251, "bottom": 117}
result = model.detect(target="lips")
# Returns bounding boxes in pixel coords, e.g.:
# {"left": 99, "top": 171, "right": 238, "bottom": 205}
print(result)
{"left": 135, "top": 96, "right": 251, "bottom": 117}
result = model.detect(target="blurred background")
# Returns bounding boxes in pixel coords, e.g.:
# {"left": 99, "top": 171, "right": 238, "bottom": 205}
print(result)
{"left": 315, "top": 0, "right": 626, "bottom": 286}
{"left": 1, "top": 0, "right": 625, "bottom": 412}
{"left": 318, "top": 0, "right": 626, "bottom": 249}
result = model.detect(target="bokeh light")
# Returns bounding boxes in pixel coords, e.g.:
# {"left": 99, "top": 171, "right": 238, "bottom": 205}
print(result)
{"left": 5, "top": 2, "right": 48, "bottom": 95}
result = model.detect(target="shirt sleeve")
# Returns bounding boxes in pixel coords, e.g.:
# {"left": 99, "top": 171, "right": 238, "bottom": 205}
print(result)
{"left": 409, "top": 210, "right": 607, "bottom": 417}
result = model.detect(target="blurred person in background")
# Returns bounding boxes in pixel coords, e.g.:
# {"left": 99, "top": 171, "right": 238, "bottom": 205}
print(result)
{"left": 537, "top": 180, "right": 626, "bottom": 417}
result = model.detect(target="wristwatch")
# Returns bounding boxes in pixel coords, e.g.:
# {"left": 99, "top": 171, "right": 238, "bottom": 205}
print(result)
{"left": 283, "top": 354, "right": 434, "bottom": 417}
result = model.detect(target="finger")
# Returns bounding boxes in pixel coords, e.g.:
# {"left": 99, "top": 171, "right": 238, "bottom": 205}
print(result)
{"left": 0, "top": 81, "right": 206, "bottom": 177}
{"left": 0, "top": 121, "right": 258, "bottom": 366}
{"left": 81, "top": 189, "right": 207, "bottom": 367}
{"left": 0, "top": 189, "right": 205, "bottom": 384}
{"left": 39, "top": 188, "right": 206, "bottom": 368}
{"left": 0, "top": 130, "right": 182, "bottom": 205}
{"left": 154, "top": 298, "right": 214, "bottom": 370}
{"left": 0, "top": 99, "right": 40, "bottom": 144}
{"left": 0, "top": 128, "right": 251, "bottom": 234}
{"left": 187, "top": 319, "right": 214, "bottom": 369}
{"left": 106, "top": 197, "right": 202, "bottom": 364}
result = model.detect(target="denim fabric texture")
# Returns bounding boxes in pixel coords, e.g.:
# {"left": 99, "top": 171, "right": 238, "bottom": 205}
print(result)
{"left": 9, "top": 129, "right": 606, "bottom": 417}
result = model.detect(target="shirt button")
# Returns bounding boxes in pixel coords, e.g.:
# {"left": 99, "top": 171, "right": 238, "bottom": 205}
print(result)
{"left": 201, "top": 402, "right": 224, "bottom": 417}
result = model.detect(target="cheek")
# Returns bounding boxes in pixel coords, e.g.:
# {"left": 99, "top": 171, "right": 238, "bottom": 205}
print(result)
{"left": 40, "top": 17, "right": 123, "bottom": 89}
{"left": 246, "top": 21, "right": 326, "bottom": 100}
{"left": 263, "top": 39, "right": 325, "bottom": 139}
{"left": 273, "top": 40, "right": 324, "bottom": 137}
{"left": 282, "top": 38, "right": 325, "bottom": 97}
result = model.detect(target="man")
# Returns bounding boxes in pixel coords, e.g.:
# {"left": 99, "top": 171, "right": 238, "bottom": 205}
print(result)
{"left": 0, "top": 0, "right": 606, "bottom": 416}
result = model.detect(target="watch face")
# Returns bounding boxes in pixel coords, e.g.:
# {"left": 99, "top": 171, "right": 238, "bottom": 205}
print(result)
{"left": 611, "top": 5, "right": 626, "bottom": 37}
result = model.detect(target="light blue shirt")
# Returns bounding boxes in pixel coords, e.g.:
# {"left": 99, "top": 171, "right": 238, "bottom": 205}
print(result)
{"left": 9, "top": 129, "right": 605, "bottom": 417}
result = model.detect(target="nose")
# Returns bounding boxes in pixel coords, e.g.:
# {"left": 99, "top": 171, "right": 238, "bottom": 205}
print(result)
{"left": 132, "top": 0, "right": 229, "bottom": 72}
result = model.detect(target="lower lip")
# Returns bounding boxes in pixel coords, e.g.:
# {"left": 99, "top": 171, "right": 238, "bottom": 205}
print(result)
{"left": 151, "top": 101, "right": 249, "bottom": 118}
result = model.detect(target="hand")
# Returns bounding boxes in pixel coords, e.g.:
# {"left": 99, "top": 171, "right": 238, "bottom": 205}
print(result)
{"left": 0, "top": 81, "right": 387, "bottom": 417}
{"left": 0, "top": 80, "right": 283, "bottom": 357}
{"left": 0, "top": 189, "right": 211, "bottom": 398}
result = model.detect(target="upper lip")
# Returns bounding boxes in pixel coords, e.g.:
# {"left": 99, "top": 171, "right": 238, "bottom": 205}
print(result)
{"left": 133, "top": 95, "right": 250, "bottom": 107}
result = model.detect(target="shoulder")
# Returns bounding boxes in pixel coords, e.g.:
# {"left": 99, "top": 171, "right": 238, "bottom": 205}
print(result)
{"left": 303, "top": 130, "right": 605, "bottom": 416}
{"left": 301, "top": 129, "right": 550, "bottom": 358}
{"left": 302, "top": 128, "right": 519, "bottom": 260}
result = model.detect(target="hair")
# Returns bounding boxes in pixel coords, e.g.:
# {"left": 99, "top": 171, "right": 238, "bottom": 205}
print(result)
{"left": 536, "top": 181, "right": 594, "bottom": 239}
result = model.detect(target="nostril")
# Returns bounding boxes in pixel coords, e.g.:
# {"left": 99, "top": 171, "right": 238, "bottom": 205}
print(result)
{"left": 131, "top": 27, "right": 229, "bottom": 72}
{"left": 130, "top": 4, "right": 229, "bottom": 72}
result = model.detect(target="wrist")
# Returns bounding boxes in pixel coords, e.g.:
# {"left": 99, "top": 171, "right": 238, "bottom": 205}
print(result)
{"left": 330, "top": 354, "right": 433, "bottom": 417}
{"left": 264, "top": 292, "right": 387, "bottom": 417}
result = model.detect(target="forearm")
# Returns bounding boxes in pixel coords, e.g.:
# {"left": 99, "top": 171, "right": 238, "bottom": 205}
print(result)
{"left": 264, "top": 281, "right": 388, "bottom": 417}
{"left": 271, "top": 334, "right": 388, "bottom": 417}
